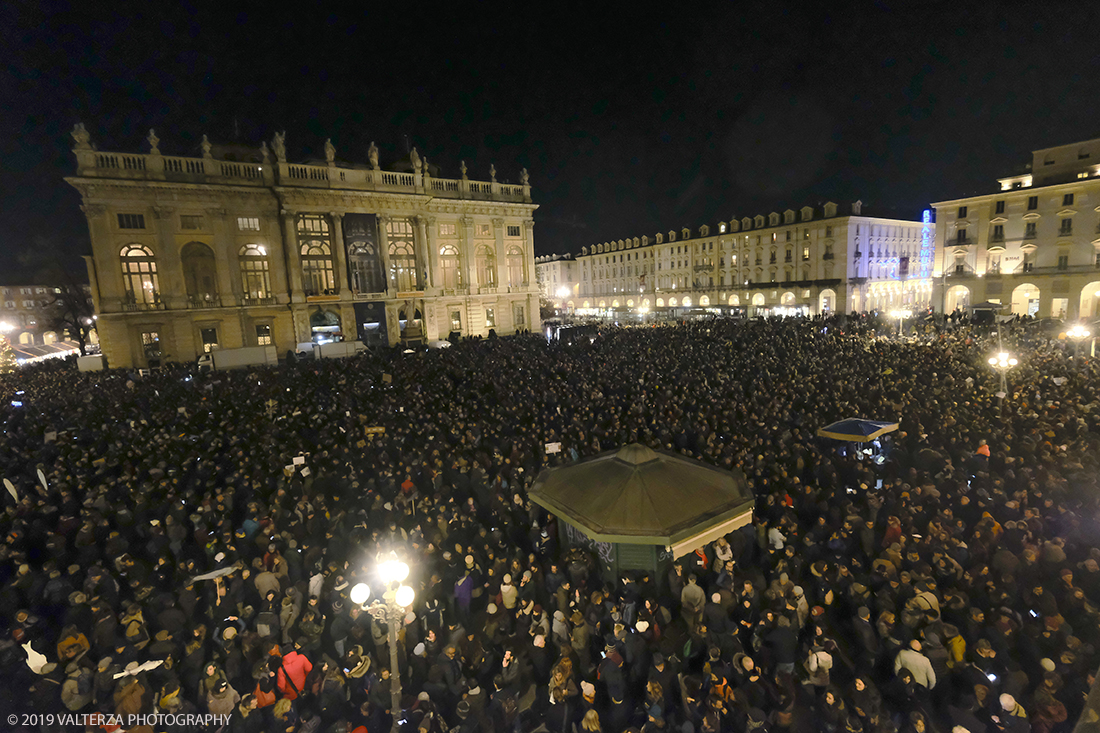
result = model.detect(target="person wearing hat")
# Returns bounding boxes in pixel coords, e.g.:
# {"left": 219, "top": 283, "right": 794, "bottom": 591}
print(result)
{"left": 61, "top": 660, "right": 94, "bottom": 711}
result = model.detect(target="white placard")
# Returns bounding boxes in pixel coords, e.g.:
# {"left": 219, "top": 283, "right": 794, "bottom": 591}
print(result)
{"left": 44, "top": 432, "right": 57, "bottom": 443}
{"left": 4, "top": 478, "right": 16, "bottom": 501}
{"left": 177, "top": 407, "right": 187, "bottom": 414}
{"left": 300, "top": 467, "right": 311, "bottom": 476}
{"left": 545, "top": 442, "right": 562, "bottom": 454}
{"left": 292, "top": 456, "right": 305, "bottom": 466}
{"left": 37, "top": 469, "right": 48, "bottom": 490}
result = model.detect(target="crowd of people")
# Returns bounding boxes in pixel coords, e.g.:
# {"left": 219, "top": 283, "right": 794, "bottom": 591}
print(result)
{"left": 1, "top": 315, "right": 1099, "bottom": 733}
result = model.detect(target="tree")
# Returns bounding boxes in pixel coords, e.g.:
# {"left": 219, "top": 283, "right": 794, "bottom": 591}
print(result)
{"left": 0, "top": 335, "right": 15, "bottom": 374}
{"left": 42, "top": 270, "right": 97, "bottom": 356}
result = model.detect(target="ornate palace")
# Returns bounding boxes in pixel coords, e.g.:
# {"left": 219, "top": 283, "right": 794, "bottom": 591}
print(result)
{"left": 66, "top": 125, "right": 538, "bottom": 368}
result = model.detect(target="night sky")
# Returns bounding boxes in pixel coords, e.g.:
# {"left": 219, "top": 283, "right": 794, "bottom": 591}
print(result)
{"left": 2, "top": 0, "right": 1099, "bottom": 281}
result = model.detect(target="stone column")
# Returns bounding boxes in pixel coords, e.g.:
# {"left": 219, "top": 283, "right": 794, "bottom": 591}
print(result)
{"left": 264, "top": 209, "right": 291, "bottom": 304}
{"left": 282, "top": 210, "right": 304, "bottom": 303}
{"left": 330, "top": 212, "right": 347, "bottom": 294}
{"left": 492, "top": 218, "right": 506, "bottom": 289}
{"left": 461, "top": 216, "right": 477, "bottom": 289}
{"left": 415, "top": 215, "right": 435, "bottom": 291}
{"left": 425, "top": 216, "right": 438, "bottom": 290}
{"left": 81, "top": 205, "right": 120, "bottom": 312}
{"left": 377, "top": 214, "right": 393, "bottom": 296}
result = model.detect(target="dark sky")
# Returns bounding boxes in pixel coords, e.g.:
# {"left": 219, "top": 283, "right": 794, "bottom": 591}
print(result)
{"left": 2, "top": 0, "right": 1099, "bottom": 280}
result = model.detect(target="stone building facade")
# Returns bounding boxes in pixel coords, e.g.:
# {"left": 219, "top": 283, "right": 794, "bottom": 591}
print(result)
{"left": 66, "top": 126, "right": 538, "bottom": 368}
{"left": 562, "top": 202, "right": 929, "bottom": 317}
{"left": 534, "top": 253, "right": 580, "bottom": 302}
{"left": 933, "top": 137, "right": 1100, "bottom": 319}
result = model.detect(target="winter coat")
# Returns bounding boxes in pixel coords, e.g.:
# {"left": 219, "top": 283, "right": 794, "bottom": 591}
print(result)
{"left": 894, "top": 648, "right": 937, "bottom": 689}
{"left": 276, "top": 650, "right": 313, "bottom": 700}
{"left": 206, "top": 685, "right": 240, "bottom": 716}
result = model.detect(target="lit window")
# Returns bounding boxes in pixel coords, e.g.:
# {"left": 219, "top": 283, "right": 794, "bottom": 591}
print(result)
{"left": 450, "top": 310, "right": 462, "bottom": 331}
{"left": 120, "top": 244, "right": 159, "bottom": 305}
{"left": 485, "top": 308, "right": 495, "bottom": 328}
{"left": 439, "top": 223, "right": 457, "bottom": 236}
{"left": 255, "top": 324, "right": 272, "bottom": 345}
{"left": 200, "top": 328, "right": 219, "bottom": 353}
{"left": 477, "top": 223, "right": 491, "bottom": 236}
{"left": 237, "top": 217, "right": 260, "bottom": 231}
{"left": 239, "top": 244, "right": 271, "bottom": 299}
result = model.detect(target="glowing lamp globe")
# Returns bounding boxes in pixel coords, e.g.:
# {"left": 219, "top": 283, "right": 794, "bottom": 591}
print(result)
{"left": 349, "top": 583, "right": 371, "bottom": 606}
{"left": 395, "top": 585, "right": 415, "bottom": 608}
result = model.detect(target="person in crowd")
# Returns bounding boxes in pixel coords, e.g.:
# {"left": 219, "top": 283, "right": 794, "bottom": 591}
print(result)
{"left": 1, "top": 314, "right": 1098, "bottom": 733}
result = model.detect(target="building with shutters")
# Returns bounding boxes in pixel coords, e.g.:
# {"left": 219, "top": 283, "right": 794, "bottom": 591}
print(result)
{"left": 933, "top": 137, "right": 1100, "bottom": 319}
{"left": 65, "top": 125, "right": 537, "bottom": 368}
{"left": 564, "top": 201, "right": 929, "bottom": 317}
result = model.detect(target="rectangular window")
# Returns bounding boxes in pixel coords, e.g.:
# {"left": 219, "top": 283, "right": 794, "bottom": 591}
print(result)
{"left": 200, "top": 328, "right": 219, "bottom": 353}
{"left": 514, "top": 304, "right": 526, "bottom": 327}
{"left": 477, "top": 224, "right": 491, "bottom": 236}
{"left": 785, "top": 231, "right": 791, "bottom": 241}
{"left": 1027, "top": 196, "right": 1038, "bottom": 210}
{"left": 992, "top": 224, "right": 1004, "bottom": 241}
{"left": 995, "top": 200, "right": 1005, "bottom": 214}
{"left": 439, "top": 223, "right": 457, "bottom": 236}
{"left": 825, "top": 226, "right": 833, "bottom": 237}
{"left": 802, "top": 247, "right": 810, "bottom": 261}
{"left": 237, "top": 217, "right": 260, "bottom": 231}
{"left": 956, "top": 228, "right": 968, "bottom": 244}
{"left": 118, "top": 213, "right": 145, "bottom": 229}
{"left": 1060, "top": 218, "right": 1073, "bottom": 235}
{"left": 1025, "top": 222, "right": 1037, "bottom": 238}
{"left": 958, "top": 206, "right": 968, "bottom": 218}
{"left": 180, "top": 214, "right": 203, "bottom": 230}
{"left": 22, "top": 300, "right": 34, "bottom": 308}
{"left": 506, "top": 225, "right": 521, "bottom": 237}
{"left": 485, "top": 308, "right": 495, "bottom": 328}
{"left": 1063, "top": 193, "right": 1075, "bottom": 206}
{"left": 255, "top": 324, "right": 272, "bottom": 345}
{"left": 298, "top": 215, "right": 330, "bottom": 234}
{"left": 1057, "top": 254, "right": 1069, "bottom": 270}
{"left": 450, "top": 310, "right": 462, "bottom": 332}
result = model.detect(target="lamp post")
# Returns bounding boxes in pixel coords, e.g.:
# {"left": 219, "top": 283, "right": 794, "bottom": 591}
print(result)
{"left": 1067, "top": 324, "right": 1091, "bottom": 367}
{"left": 351, "top": 557, "right": 415, "bottom": 733}
{"left": 889, "top": 308, "right": 911, "bottom": 337}
{"left": 988, "top": 351, "right": 1018, "bottom": 415}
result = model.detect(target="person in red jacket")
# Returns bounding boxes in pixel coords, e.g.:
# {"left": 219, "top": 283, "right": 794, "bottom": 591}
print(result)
{"left": 275, "top": 642, "right": 313, "bottom": 700}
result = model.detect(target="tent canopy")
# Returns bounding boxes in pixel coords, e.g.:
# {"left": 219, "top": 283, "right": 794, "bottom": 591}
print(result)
{"left": 817, "top": 418, "right": 899, "bottom": 443}
{"left": 529, "top": 444, "right": 754, "bottom": 558}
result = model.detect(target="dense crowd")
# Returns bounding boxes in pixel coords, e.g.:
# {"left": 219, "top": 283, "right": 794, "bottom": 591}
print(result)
{"left": 1, "top": 316, "right": 1099, "bottom": 733}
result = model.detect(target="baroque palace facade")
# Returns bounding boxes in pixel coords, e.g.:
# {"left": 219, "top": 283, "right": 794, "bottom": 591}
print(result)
{"left": 540, "top": 201, "right": 932, "bottom": 317}
{"left": 933, "top": 137, "right": 1100, "bottom": 319}
{"left": 66, "top": 125, "right": 538, "bottom": 368}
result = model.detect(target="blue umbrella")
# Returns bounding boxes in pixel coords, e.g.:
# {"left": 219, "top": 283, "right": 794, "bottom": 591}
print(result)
{"left": 816, "top": 418, "right": 899, "bottom": 443}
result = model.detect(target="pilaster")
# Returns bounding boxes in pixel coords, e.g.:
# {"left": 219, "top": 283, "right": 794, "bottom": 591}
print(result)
{"left": 416, "top": 215, "right": 435, "bottom": 291}
{"left": 205, "top": 207, "right": 236, "bottom": 306}
{"left": 152, "top": 206, "right": 186, "bottom": 310}
{"left": 461, "top": 216, "right": 477, "bottom": 287}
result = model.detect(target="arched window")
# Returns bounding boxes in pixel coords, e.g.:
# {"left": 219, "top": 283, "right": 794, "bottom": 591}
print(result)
{"left": 349, "top": 242, "right": 383, "bottom": 293}
{"left": 239, "top": 244, "right": 271, "bottom": 300}
{"left": 506, "top": 245, "right": 525, "bottom": 286}
{"left": 439, "top": 245, "right": 462, "bottom": 289}
{"left": 181, "top": 242, "right": 218, "bottom": 305}
{"left": 120, "top": 244, "right": 159, "bottom": 305}
{"left": 476, "top": 245, "right": 496, "bottom": 287}
{"left": 388, "top": 241, "right": 417, "bottom": 292}
{"left": 301, "top": 241, "right": 335, "bottom": 295}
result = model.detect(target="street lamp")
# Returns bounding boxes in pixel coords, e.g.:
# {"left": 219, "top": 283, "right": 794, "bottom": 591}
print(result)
{"left": 351, "top": 556, "right": 415, "bottom": 733}
{"left": 988, "top": 351, "right": 1018, "bottom": 414}
{"left": 0, "top": 322, "right": 13, "bottom": 334}
{"left": 1067, "top": 324, "right": 1091, "bottom": 364}
{"left": 889, "top": 309, "right": 911, "bottom": 337}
